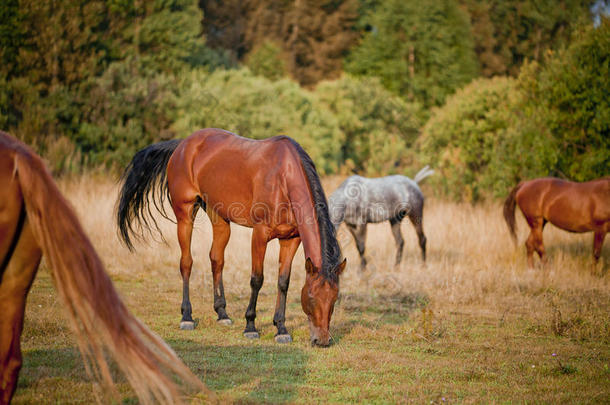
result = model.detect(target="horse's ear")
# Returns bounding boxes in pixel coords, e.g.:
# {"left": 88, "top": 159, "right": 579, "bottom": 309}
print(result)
{"left": 305, "top": 258, "right": 316, "bottom": 275}
{"left": 335, "top": 258, "right": 347, "bottom": 276}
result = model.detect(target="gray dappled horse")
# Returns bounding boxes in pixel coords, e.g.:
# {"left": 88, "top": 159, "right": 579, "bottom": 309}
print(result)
{"left": 329, "top": 167, "right": 434, "bottom": 269}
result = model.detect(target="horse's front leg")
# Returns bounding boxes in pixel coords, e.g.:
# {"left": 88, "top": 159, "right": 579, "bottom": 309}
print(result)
{"left": 273, "top": 237, "right": 301, "bottom": 343}
{"left": 244, "top": 226, "right": 269, "bottom": 339}
{"left": 390, "top": 217, "right": 405, "bottom": 266}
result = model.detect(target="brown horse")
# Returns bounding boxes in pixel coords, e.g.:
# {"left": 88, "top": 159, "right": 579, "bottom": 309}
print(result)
{"left": 504, "top": 177, "right": 610, "bottom": 267}
{"left": 0, "top": 132, "right": 211, "bottom": 404}
{"left": 117, "top": 128, "right": 345, "bottom": 346}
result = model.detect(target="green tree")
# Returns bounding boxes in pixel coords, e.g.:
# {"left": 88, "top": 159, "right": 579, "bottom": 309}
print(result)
{"left": 75, "top": 58, "right": 178, "bottom": 167}
{"left": 0, "top": 0, "right": 227, "bottom": 171}
{"left": 418, "top": 20, "right": 609, "bottom": 201}
{"left": 345, "top": 0, "right": 479, "bottom": 108}
{"left": 200, "top": 0, "right": 359, "bottom": 86}
{"left": 0, "top": 0, "right": 26, "bottom": 78}
{"left": 520, "top": 19, "right": 610, "bottom": 180}
{"left": 246, "top": 41, "right": 287, "bottom": 81}
{"left": 461, "top": 0, "right": 594, "bottom": 77}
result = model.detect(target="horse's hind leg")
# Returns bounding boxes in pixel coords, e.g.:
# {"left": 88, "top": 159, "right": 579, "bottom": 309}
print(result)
{"left": 244, "top": 226, "right": 269, "bottom": 339}
{"left": 593, "top": 231, "right": 606, "bottom": 264}
{"left": 408, "top": 213, "right": 427, "bottom": 263}
{"left": 389, "top": 217, "right": 405, "bottom": 266}
{"left": 346, "top": 223, "right": 367, "bottom": 270}
{"left": 175, "top": 201, "right": 200, "bottom": 329}
{"left": 0, "top": 218, "right": 42, "bottom": 403}
{"left": 273, "top": 237, "right": 300, "bottom": 343}
{"left": 207, "top": 211, "right": 232, "bottom": 325}
{"left": 525, "top": 218, "right": 546, "bottom": 267}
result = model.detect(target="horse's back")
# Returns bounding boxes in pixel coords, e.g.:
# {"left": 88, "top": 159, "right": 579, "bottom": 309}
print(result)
{"left": 176, "top": 128, "right": 296, "bottom": 171}
{"left": 168, "top": 129, "right": 304, "bottom": 229}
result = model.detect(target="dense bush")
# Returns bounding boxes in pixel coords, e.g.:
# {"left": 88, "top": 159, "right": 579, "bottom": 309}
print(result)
{"left": 418, "top": 77, "right": 519, "bottom": 200}
{"left": 172, "top": 68, "right": 344, "bottom": 174}
{"left": 75, "top": 59, "right": 179, "bottom": 167}
{"left": 315, "top": 75, "right": 421, "bottom": 175}
{"left": 173, "top": 71, "right": 423, "bottom": 176}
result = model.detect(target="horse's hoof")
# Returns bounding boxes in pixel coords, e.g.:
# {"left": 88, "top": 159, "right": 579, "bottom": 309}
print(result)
{"left": 179, "top": 321, "right": 195, "bottom": 330}
{"left": 217, "top": 318, "right": 233, "bottom": 326}
{"left": 274, "top": 334, "right": 292, "bottom": 344}
{"left": 243, "top": 331, "right": 260, "bottom": 339}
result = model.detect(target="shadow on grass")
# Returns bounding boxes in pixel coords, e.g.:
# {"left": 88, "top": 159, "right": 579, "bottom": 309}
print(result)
{"left": 17, "top": 348, "right": 88, "bottom": 388}
{"left": 169, "top": 340, "right": 308, "bottom": 404}
{"left": 19, "top": 341, "right": 308, "bottom": 404}
{"left": 548, "top": 237, "right": 608, "bottom": 255}
{"left": 331, "top": 290, "right": 428, "bottom": 342}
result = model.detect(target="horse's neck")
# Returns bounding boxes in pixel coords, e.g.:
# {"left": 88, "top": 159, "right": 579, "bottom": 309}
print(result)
{"left": 292, "top": 197, "right": 324, "bottom": 268}
{"left": 285, "top": 173, "right": 324, "bottom": 269}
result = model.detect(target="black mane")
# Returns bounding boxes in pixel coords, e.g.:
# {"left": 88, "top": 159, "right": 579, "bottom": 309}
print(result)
{"left": 280, "top": 137, "right": 343, "bottom": 282}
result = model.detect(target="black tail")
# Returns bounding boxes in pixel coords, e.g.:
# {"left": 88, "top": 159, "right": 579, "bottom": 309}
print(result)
{"left": 503, "top": 182, "right": 522, "bottom": 246}
{"left": 116, "top": 139, "right": 182, "bottom": 251}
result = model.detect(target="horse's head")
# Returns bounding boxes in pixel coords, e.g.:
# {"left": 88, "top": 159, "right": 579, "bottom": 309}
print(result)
{"left": 301, "top": 258, "right": 346, "bottom": 347}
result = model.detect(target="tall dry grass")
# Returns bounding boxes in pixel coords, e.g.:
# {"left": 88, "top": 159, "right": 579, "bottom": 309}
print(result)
{"left": 57, "top": 174, "right": 609, "bottom": 340}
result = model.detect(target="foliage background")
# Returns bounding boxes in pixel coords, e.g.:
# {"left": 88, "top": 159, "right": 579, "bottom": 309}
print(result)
{"left": 1, "top": 0, "right": 608, "bottom": 200}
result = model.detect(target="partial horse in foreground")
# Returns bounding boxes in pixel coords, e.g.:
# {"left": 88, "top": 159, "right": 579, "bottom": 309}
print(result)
{"left": 117, "top": 128, "right": 345, "bottom": 346}
{"left": 328, "top": 166, "right": 434, "bottom": 270}
{"left": 503, "top": 177, "right": 609, "bottom": 267}
{"left": 0, "top": 132, "right": 209, "bottom": 404}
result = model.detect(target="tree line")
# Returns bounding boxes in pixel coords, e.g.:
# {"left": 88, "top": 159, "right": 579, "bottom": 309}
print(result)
{"left": 0, "top": 0, "right": 607, "bottom": 200}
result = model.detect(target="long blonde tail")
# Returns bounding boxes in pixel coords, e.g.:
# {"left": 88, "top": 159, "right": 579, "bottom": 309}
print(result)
{"left": 13, "top": 149, "right": 212, "bottom": 404}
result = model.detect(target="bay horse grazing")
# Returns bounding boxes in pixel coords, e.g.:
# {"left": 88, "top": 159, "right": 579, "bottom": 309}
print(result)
{"left": 328, "top": 166, "right": 434, "bottom": 270}
{"left": 0, "top": 132, "right": 209, "bottom": 404}
{"left": 117, "top": 128, "right": 345, "bottom": 346}
{"left": 504, "top": 177, "right": 610, "bottom": 267}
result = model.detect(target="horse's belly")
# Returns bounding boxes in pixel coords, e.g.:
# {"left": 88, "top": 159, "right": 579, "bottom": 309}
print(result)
{"left": 549, "top": 219, "right": 591, "bottom": 233}
{"left": 545, "top": 203, "right": 593, "bottom": 233}
{"left": 366, "top": 207, "right": 392, "bottom": 223}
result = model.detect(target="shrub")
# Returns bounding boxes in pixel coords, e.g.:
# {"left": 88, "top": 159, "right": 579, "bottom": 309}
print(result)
{"left": 316, "top": 75, "right": 421, "bottom": 175}
{"left": 418, "top": 77, "right": 519, "bottom": 200}
{"left": 173, "top": 68, "right": 343, "bottom": 174}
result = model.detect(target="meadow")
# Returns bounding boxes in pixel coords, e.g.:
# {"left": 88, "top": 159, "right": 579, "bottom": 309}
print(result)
{"left": 13, "top": 175, "right": 610, "bottom": 404}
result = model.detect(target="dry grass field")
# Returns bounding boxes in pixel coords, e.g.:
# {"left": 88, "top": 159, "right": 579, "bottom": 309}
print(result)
{"left": 12, "top": 175, "right": 610, "bottom": 404}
